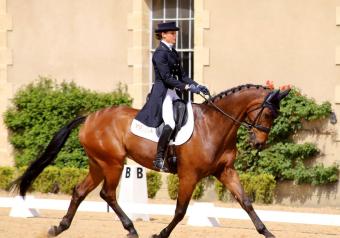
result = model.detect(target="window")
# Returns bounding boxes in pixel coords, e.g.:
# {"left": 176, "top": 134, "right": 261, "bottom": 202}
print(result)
{"left": 150, "top": 0, "right": 194, "bottom": 100}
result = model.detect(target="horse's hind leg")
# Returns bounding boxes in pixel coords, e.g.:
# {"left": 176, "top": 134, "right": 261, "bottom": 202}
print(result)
{"left": 48, "top": 162, "right": 103, "bottom": 237}
{"left": 217, "top": 166, "right": 275, "bottom": 238}
{"left": 100, "top": 163, "right": 139, "bottom": 238}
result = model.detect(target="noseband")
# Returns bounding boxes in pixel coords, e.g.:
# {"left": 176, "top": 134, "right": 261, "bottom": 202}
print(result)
{"left": 201, "top": 91, "right": 279, "bottom": 133}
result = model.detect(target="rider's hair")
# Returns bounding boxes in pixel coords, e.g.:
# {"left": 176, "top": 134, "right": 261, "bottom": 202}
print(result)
{"left": 155, "top": 32, "right": 162, "bottom": 40}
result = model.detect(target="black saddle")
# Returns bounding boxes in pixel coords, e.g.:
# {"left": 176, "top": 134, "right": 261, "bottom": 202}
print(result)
{"left": 156, "top": 99, "right": 188, "bottom": 140}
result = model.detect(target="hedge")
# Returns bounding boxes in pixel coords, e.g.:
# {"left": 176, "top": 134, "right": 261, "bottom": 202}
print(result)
{"left": 4, "top": 77, "right": 132, "bottom": 169}
{"left": 0, "top": 167, "right": 15, "bottom": 190}
{"left": 146, "top": 170, "right": 162, "bottom": 198}
{"left": 167, "top": 174, "right": 206, "bottom": 200}
{"left": 0, "top": 166, "right": 162, "bottom": 198}
{"left": 214, "top": 173, "right": 276, "bottom": 204}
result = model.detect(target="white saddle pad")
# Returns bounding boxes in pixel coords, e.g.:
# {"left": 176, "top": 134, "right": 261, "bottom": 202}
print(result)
{"left": 130, "top": 103, "right": 194, "bottom": 146}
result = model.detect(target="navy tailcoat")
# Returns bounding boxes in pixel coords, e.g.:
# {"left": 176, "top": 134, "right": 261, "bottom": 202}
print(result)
{"left": 135, "top": 42, "right": 197, "bottom": 127}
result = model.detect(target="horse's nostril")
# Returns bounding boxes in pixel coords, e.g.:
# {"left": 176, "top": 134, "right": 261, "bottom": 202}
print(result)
{"left": 255, "top": 142, "right": 264, "bottom": 150}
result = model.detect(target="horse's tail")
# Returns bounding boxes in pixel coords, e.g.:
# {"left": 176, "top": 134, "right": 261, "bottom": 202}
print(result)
{"left": 13, "top": 116, "right": 87, "bottom": 197}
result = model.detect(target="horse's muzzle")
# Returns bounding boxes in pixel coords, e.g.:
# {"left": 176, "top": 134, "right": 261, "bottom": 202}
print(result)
{"left": 248, "top": 131, "right": 266, "bottom": 150}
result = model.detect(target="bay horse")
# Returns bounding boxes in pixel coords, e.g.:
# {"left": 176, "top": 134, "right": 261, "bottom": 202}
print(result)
{"left": 14, "top": 84, "right": 290, "bottom": 238}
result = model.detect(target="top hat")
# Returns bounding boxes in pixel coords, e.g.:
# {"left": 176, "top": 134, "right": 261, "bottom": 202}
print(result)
{"left": 155, "top": 22, "right": 180, "bottom": 33}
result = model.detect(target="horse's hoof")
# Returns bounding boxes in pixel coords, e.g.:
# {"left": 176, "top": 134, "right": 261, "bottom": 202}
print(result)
{"left": 127, "top": 233, "right": 139, "bottom": 238}
{"left": 263, "top": 230, "right": 275, "bottom": 238}
{"left": 47, "top": 226, "right": 58, "bottom": 237}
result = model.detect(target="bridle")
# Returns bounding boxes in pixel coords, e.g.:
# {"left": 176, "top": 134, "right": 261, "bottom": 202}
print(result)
{"left": 200, "top": 91, "right": 279, "bottom": 133}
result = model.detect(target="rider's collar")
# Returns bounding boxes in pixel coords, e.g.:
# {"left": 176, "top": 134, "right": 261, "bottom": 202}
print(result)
{"left": 161, "top": 40, "right": 174, "bottom": 51}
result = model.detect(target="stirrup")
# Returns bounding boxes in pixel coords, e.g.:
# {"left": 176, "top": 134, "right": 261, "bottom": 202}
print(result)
{"left": 153, "top": 158, "right": 169, "bottom": 172}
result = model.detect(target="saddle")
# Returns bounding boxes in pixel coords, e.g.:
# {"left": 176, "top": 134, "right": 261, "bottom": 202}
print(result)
{"left": 156, "top": 99, "right": 188, "bottom": 174}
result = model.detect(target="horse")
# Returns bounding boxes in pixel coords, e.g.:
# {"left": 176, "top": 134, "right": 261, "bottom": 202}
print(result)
{"left": 14, "top": 84, "right": 290, "bottom": 238}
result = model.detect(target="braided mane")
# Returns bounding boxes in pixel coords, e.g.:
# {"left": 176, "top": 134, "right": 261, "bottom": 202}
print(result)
{"left": 206, "top": 84, "right": 270, "bottom": 103}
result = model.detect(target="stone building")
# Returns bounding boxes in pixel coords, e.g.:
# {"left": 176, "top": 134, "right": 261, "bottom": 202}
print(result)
{"left": 0, "top": 0, "right": 340, "bottom": 206}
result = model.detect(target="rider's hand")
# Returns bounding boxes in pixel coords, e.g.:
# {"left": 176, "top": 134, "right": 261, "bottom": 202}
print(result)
{"left": 187, "top": 84, "right": 201, "bottom": 94}
{"left": 197, "top": 85, "right": 210, "bottom": 95}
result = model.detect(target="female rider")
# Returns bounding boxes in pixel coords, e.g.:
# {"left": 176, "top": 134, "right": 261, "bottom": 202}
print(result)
{"left": 135, "top": 22, "right": 209, "bottom": 172}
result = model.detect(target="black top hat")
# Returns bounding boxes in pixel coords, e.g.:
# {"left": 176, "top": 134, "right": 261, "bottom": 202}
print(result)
{"left": 155, "top": 22, "right": 180, "bottom": 33}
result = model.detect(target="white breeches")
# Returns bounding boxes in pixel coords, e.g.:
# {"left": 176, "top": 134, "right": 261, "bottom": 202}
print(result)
{"left": 162, "top": 89, "right": 180, "bottom": 129}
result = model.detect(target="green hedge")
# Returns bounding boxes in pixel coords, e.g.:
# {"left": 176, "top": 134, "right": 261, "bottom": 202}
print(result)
{"left": 146, "top": 171, "right": 162, "bottom": 199}
{"left": 0, "top": 167, "right": 15, "bottom": 190}
{"left": 167, "top": 174, "right": 206, "bottom": 200}
{"left": 0, "top": 166, "right": 162, "bottom": 197}
{"left": 29, "top": 166, "right": 88, "bottom": 194}
{"left": 214, "top": 173, "right": 276, "bottom": 204}
{"left": 32, "top": 166, "right": 61, "bottom": 193}
{"left": 58, "top": 167, "right": 88, "bottom": 194}
{"left": 0, "top": 166, "right": 88, "bottom": 194}
{"left": 4, "top": 77, "right": 132, "bottom": 169}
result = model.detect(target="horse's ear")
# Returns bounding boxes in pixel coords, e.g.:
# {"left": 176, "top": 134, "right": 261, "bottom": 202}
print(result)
{"left": 278, "top": 89, "right": 291, "bottom": 101}
{"left": 267, "top": 90, "right": 280, "bottom": 103}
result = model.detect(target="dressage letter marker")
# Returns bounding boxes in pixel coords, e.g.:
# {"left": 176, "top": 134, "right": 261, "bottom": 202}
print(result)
{"left": 9, "top": 196, "right": 40, "bottom": 218}
{"left": 118, "top": 165, "right": 149, "bottom": 221}
{"left": 187, "top": 202, "right": 220, "bottom": 227}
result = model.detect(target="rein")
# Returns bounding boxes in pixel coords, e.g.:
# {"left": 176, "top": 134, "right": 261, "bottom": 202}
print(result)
{"left": 198, "top": 93, "right": 271, "bottom": 133}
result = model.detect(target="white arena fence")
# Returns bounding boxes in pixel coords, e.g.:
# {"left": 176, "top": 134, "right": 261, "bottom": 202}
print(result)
{"left": 1, "top": 196, "right": 340, "bottom": 227}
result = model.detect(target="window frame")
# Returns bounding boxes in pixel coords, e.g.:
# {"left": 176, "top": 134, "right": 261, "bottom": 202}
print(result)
{"left": 150, "top": 0, "right": 194, "bottom": 92}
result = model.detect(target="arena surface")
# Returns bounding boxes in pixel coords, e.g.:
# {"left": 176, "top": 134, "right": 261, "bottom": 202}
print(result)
{"left": 1, "top": 202, "right": 340, "bottom": 238}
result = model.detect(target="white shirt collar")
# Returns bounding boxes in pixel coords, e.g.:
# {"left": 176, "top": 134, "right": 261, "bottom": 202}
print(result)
{"left": 161, "top": 40, "right": 174, "bottom": 50}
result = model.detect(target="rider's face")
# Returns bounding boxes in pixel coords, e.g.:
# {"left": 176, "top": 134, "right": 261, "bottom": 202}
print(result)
{"left": 162, "top": 31, "right": 177, "bottom": 45}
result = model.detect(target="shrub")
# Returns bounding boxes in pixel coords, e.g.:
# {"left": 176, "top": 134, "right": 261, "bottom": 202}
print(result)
{"left": 58, "top": 167, "right": 88, "bottom": 194}
{"left": 0, "top": 167, "right": 15, "bottom": 190}
{"left": 214, "top": 180, "right": 228, "bottom": 201}
{"left": 11, "top": 166, "right": 89, "bottom": 194}
{"left": 146, "top": 171, "right": 162, "bottom": 199}
{"left": 240, "top": 173, "right": 276, "bottom": 204}
{"left": 167, "top": 174, "right": 179, "bottom": 200}
{"left": 167, "top": 174, "right": 206, "bottom": 200}
{"left": 192, "top": 179, "right": 206, "bottom": 200}
{"left": 32, "top": 166, "right": 60, "bottom": 193}
{"left": 214, "top": 173, "right": 276, "bottom": 204}
{"left": 4, "top": 77, "right": 132, "bottom": 169}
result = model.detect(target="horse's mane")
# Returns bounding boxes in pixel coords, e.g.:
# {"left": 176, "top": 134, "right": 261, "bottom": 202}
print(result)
{"left": 205, "top": 84, "right": 270, "bottom": 103}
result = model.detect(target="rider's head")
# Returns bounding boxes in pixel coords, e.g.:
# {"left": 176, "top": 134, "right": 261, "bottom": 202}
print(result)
{"left": 155, "top": 22, "right": 179, "bottom": 45}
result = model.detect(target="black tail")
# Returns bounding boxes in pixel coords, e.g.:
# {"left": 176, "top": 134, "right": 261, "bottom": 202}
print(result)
{"left": 13, "top": 116, "right": 87, "bottom": 196}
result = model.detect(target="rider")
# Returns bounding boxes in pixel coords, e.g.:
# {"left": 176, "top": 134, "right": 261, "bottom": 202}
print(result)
{"left": 135, "top": 22, "right": 209, "bottom": 172}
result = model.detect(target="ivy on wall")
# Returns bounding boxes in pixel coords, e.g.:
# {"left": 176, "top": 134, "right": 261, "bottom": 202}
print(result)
{"left": 235, "top": 88, "right": 338, "bottom": 185}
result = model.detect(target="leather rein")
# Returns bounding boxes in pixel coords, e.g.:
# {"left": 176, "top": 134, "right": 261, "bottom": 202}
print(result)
{"left": 199, "top": 93, "right": 275, "bottom": 133}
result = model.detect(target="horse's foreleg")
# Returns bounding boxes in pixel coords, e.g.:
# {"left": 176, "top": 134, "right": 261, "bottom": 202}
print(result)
{"left": 100, "top": 164, "right": 139, "bottom": 238}
{"left": 217, "top": 167, "right": 275, "bottom": 238}
{"left": 152, "top": 176, "right": 198, "bottom": 238}
{"left": 48, "top": 165, "right": 103, "bottom": 237}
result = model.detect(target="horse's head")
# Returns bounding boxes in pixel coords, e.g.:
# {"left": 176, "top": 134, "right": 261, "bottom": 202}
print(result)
{"left": 245, "top": 89, "right": 290, "bottom": 149}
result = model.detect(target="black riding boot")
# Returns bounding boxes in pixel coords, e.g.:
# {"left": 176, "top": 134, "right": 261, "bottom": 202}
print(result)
{"left": 153, "top": 125, "right": 173, "bottom": 172}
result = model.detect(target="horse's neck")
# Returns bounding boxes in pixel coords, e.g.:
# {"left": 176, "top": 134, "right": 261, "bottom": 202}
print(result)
{"left": 214, "top": 89, "right": 264, "bottom": 120}
{"left": 210, "top": 89, "right": 266, "bottom": 146}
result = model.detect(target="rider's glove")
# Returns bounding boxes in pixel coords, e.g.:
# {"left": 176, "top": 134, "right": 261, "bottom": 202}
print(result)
{"left": 197, "top": 85, "right": 210, "bottom": 95}
{"left": 186, "top": 84, "right": 201, "bottom": 94}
